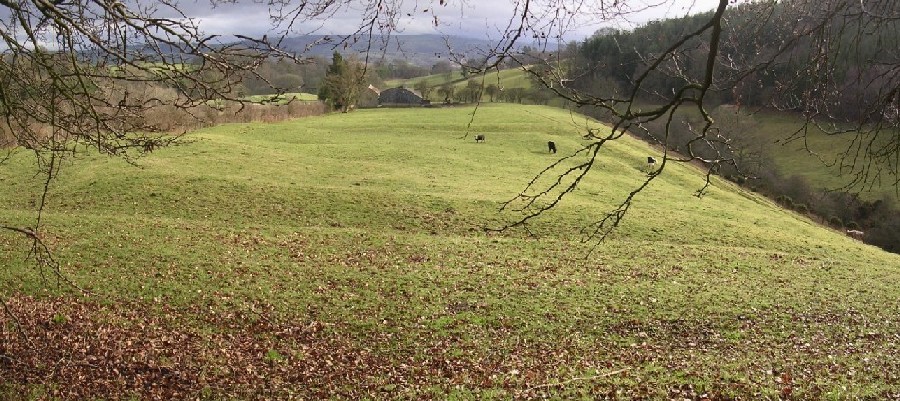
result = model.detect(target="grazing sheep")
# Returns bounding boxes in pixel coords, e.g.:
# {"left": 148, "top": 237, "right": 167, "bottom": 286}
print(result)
{"left": 548, "top": 141, "right": 557, "bottom": 153}
{"left": 475, "top": 134, "right": 485, "bottom": 143}
{"left": 846, "top": 229, "right": 865, "bottom": 240}
{"left": 645, "top": 156, "right": 658, "bottom": 172}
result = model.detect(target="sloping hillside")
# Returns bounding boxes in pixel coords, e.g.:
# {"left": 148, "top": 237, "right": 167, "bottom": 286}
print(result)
{"left": 1, "top": 104, "right": 897, "bottom": 399}
{"left": 734, "top": 109, "right": 898, "bottom": 199}
{"left": 276, "top": 34, "right": 514, "bottom": 66}
{"left": 385, "top": 67, "right": 534, "bottom": 100}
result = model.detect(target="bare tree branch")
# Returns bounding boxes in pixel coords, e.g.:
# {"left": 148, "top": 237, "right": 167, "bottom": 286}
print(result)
{"left": 492, "top": 0, "right": 734, "bottom": 246}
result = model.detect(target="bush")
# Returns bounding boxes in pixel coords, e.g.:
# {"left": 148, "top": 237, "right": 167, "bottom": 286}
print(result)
{"left": 781, "top": 175, "right": 813, "bottom": 207}
{"left": 846, "top": 221, "right": 860, "bottom": 230}
{"left": 794, "top": 204, "right": 809, "bottom": 214}
{"left": 775, "top": 195, "right": 793, "bottom": 208}
{"left": 725, "top": 175, "right": 745, "bottom": 184}
{"left": 865, "top": 214, "right": 900, "bottom": 253}
{"left": 827, "top": 216, "right": 843, "bottom": 228}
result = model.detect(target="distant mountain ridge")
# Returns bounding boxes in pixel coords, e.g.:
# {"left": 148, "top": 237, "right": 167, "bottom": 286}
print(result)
{"left": 272, "top": 34, "right": 526, "bottom": 66}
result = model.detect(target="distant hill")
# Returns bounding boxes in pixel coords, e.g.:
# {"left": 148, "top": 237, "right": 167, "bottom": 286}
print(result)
{"left": 142, "top": 34, "right": 509, "bottom": 67}
{"left": 273, "top": 34, "right": 513, "bottom": 66}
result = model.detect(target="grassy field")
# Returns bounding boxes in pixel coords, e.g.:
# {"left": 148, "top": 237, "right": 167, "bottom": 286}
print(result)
{"left": 758, "top": 113, "right": 896, "bottom": 200}
{"left": 385, "top": 68, "right": 533, "bottom": 101}
{"left": 243, "top": 92, "right": 319, "bottom": 104}
{"left": 1, "top": 104, "right": 898, "bottom": 399}
{"left": 735, "top": 109, "right": 898, "bottom": 200}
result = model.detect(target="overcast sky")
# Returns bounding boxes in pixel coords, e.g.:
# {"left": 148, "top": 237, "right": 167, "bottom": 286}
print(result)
{"left": 179, "top": 0, "right": 724, "bottom": 42}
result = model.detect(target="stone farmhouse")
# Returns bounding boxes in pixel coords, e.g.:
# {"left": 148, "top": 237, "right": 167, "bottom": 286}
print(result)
{"left": 374, "top": 87, "right": 430, "bottom": 107}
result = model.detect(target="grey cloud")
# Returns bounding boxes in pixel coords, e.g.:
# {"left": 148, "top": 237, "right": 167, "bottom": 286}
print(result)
{"left": 0, "top": 0, "right": 721, "bottom": 41}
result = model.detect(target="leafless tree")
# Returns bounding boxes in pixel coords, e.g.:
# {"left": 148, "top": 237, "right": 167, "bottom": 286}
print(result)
{"left": 478, "top": 0, "right": 737, "bottom": 243}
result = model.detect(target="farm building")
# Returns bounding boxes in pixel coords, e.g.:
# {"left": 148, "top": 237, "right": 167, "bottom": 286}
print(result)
{"left": 378, "top": 87, "right": 429, "bottom": 107}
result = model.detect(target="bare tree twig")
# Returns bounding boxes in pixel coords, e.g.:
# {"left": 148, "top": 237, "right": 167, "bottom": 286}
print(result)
{"left": 1, "top": 296, "right": 33, "bottom": 347}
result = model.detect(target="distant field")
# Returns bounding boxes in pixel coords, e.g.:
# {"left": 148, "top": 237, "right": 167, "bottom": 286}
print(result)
{"left": 1, "top": 104, "right": 898, "bottom": 399}
{"left": 632, "top": 103, "right": 897, "bottom": 201}
{"left": 385, "top": 67, "right": 533, "bottom": 101}
{"left": 739, "top": 109, "right": 898, "bottom": 200}
{"left": 203, "top": 93, "right": 320, "bottom": 109}
{"left": 244, "top": 92, "right": 319, "bottom": 103}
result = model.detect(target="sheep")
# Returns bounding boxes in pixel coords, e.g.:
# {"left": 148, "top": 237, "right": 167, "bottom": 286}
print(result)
{"left": 548, "top": 141, "right": 557, "bottom": 153}
{"left": 475, "top": 134, "right": 485, "bottom": 143}
{"left": 846, "top": 229, "right": 865, "bottom": 240}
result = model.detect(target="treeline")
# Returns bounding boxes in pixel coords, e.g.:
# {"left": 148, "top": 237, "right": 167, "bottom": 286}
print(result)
{"left": 238, "top": 58, "right": 328, "bottom": 96}
{"left": 244, "top": 46, "right": 558, "bottom": 105}
{"left": 239, "top": 57, "right": 468, "bottom": 96}
{"left": 411, "top": 79, "right": 555, "bottom": 105}
{"left": 573, "top": 0, "right": 899, "bottom": 121}
{"left": 568, "top": 0, "right": 900, "bottom": 253}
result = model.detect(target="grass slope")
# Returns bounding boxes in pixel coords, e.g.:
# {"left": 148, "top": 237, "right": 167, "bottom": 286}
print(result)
{"left": 744, "top": 110, "right": 898, "bottom": 200}
{"left": 1, "top": 104, "right": 898, "bottom": 399}
{"left": 243, "top": 92, "right": 319, "bottom": 103}
{"left": 385, "top": 67, "right": 533, "bottom": 100}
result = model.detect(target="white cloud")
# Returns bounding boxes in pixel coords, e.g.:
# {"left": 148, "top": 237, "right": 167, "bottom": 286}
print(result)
{"left": 192, "top": 10, "right": 275, "bottom": 39}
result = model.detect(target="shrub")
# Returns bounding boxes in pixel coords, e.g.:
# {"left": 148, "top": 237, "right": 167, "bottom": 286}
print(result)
{"left": 794, "top": 204, "right": 809, "bottom": 214}
{"left": 846, "top": 221, "right": 860, "bottom": 230}
{"left": 865, "top": 214, "right": 900, "bottom": 253}
{"left": 775, "top": 195, "right": 793, "bottom": 208}
{"left": 827, "top": 216, "right": 843, "bottom": 227}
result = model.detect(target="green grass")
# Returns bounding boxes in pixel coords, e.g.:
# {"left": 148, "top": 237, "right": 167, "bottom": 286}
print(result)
{"left": 243, "top": 92, "right": 319, "bottom": 103}
{"left": 110, "top": 62, "right": 195, "bottom": 75}
{"left": 385, "top": 67, "right": 533, "bottom": 101}
{"left": 203, "top": 92, "right": 319, "bottom": 109}
{"left": 738, "top": 109, "right": 898, "bottom": 199}
{"left": 1, "top": 104, "right": 898, "bottom": 399}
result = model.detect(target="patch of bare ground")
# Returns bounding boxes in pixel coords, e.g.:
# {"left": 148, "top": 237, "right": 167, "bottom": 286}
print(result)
{"left": 1, "top": 295, "right": 898, "bottom": 399}
{"left": 0, "top": 295, "right": 386, "bottom": 399}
